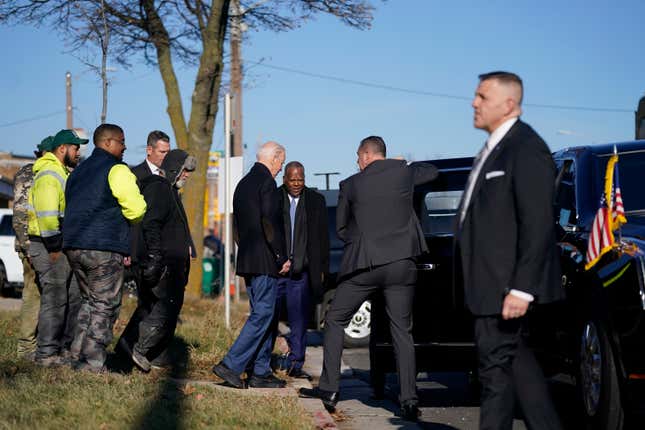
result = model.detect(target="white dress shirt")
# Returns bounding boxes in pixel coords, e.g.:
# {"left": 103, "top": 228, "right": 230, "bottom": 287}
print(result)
{"left": 460, "top": 116, "right": 534, "bottom": 303}
{"left": 146, "top": 158, "right": 162, "bottom": 176}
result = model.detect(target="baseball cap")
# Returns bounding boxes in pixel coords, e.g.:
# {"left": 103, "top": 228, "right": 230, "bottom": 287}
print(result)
{"left": 37, "top": 136, "right": 54, "bottom": 152}
{"left": 50, "top": 129, "right": 89, "bottom": 150}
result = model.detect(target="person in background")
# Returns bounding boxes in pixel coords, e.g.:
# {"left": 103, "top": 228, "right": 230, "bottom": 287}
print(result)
{"left": 14, "top": 138, "right": 48, "bottom": 360}
{"left": 28, "top": 129, "right": 86, "bottom": 367}
{"left": 212, "top": 141, "right": 290, "bottom": 389}
{"left": 272, "top": 161, "right": 329, "bottom": 380}
{"left": 63, "top": 124, "right": 146, "bottom": 373}
{"left": 119, "top": 149, "right": 196, "bottom": 372}
{"left": 131, "top": 130, "right": 171, "bottom": 183}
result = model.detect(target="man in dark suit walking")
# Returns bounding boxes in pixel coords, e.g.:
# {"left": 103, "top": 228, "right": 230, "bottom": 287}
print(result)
{"left": 273, "top": 161, "right": 329, "bottom": 379}
{"left": 212, "top": 141, "right": 291, "bottom": 389}
{"left": 131, "top": 130, "right": 171, "bottom": 183}
{"left": 457, "top": 71, "right": 564, "bottom": 430}
{"left": 299, "top": 136, "right": 437, "bottom": 421}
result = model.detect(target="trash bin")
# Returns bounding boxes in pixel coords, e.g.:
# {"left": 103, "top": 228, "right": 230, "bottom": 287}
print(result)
{"left": 202, "top": 258, "right": 215, "bottom": 296}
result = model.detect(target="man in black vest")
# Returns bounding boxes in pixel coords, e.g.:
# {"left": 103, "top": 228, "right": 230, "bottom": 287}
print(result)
{"left": 273, "top": 161, "right": 329, "bottom": 379}
{"left": 212, "top": 141, "right": 290, "bottom": 389}
{"left": 299, "top": 136, "right": 437, "bottom": 421}
{"left": 119, "top": 149, "right": 196, "bottom": 372}
{"left": 64, "top": 124, "right": 147, "bottom": 373}
{"left": 457, "top": 71, "right": 564, "bottom": 430}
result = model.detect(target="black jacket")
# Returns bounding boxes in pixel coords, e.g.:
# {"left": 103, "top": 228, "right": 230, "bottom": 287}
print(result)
{"left": 132, "top": 160, "right": 153, "bottom": 186}
{"left": 337, "top": 159, "right": 438, "bottom": 278}
{"left": 234, "top": 163, "right": 287, "bottom": 277}
{"left": 278, "top": 185, "right": 329, "bottom": 301}
{"left": 136, "top": 175, "right": 193, "bottom": 263}
{"left": 458, "top": 120, "right": 565, "bottom": 316}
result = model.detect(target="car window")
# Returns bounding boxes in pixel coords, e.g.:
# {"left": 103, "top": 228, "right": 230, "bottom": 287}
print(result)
{"left": 421, "top": 190, "right": 463, "bottom": 236}
{"left": 554, "top": 160, "right": 577, "bottom": 227}
{"left": 0, "top": 215, "right": 14, "bottom": 236}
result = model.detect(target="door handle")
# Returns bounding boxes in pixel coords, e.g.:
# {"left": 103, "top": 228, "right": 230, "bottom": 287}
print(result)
{"left": 416, "top": 263, "right": 438, "bottom": 271}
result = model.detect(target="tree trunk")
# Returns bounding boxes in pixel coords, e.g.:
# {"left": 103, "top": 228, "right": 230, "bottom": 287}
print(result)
{"left": 183, "top": 0, "right": 229, "bottom": 297}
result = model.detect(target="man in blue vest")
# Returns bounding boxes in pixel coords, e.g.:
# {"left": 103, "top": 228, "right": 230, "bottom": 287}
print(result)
{"left": 63, "top": 123, "right": 147, "bottom": 373}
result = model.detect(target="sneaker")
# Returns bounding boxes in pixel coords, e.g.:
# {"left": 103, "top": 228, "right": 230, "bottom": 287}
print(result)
{"left": 248, "top": 372, "right": 287, "bottom": 388}
{"left": 132, "top": 348, "right": 151, "bottom": 373}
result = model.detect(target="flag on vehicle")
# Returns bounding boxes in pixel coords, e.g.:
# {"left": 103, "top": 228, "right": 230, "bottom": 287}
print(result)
{"left": 585, "top": 150, "right": 627, "bottom": 270}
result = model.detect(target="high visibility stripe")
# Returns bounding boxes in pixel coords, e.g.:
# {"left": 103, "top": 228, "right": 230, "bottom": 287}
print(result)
{"left": 40, "top": 230, "right": 61, "bottom": 237}
{"left": 34, "top": 170, "right": 66, "bottom": 188}
{"left": 35, "top": 210, "right": 62, "bottom": 218}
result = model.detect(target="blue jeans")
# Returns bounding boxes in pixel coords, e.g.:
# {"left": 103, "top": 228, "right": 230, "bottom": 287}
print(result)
{"left": 223, "top": 275, "right": 277, "bottom": 376}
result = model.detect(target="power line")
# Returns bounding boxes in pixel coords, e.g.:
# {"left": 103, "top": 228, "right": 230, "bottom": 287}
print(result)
{"left": 249, "top": 60, "right": 633, "bottom": 114}
{"left": 0, "top": 110, "right": 67, "bottom": 128}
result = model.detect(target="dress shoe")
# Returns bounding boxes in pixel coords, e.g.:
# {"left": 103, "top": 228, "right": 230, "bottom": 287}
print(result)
{"left": 212, "top": 362, "right": 246, "bottom": 389}
{"left": 298, "top": 387, "right": 339, "bottom": 412}
{"left": 248, "top": 372, "right": 287, "bottom": 388}
{"left": 287, "top": 367, "right": 312, "bottom": 380}
{"left": 400, "top": 401, "right": 420, "bottom": 422}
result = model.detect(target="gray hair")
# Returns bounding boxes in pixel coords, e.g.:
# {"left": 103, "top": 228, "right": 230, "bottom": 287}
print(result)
{"left": 256, "top": 141, "right": 285, "bottom": 162}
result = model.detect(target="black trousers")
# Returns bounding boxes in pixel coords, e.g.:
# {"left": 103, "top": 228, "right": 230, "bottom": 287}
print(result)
{"left": 319, "top": 258, "right": 417, "bottom": 403}
{"left": 120, "top": 260, "right": 188, "bottom": 363}
{"left": 474, "top": 316, "right": 562, "bottom": 430}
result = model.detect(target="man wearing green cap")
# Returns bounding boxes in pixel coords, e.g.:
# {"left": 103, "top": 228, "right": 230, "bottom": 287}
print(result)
{"left": 13, "top": 138, "right": 47, "bottom": 360}
{"left": 28, "top": 129, "right": 87, "bottom": 367}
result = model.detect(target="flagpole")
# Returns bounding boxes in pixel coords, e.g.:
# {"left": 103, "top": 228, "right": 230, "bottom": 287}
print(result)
{"left": 614, "top": 144, "right": 623, "bottom": 247}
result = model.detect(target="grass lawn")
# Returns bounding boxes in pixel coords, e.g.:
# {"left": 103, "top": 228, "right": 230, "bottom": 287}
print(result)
{"left": 0, "top": 295, "right": 313, "bottom": 430}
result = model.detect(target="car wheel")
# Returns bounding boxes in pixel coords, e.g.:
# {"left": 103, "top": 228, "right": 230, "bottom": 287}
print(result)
{"left": 343, "top": 300, "right": 371, "bottom": 348}
{"left": 579, "top": 320, "right": 624, "bottom": 430}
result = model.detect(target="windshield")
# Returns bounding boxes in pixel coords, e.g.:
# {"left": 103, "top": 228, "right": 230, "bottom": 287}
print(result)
{"left": 594, "top": 151, "right": 645, "bottom": 214}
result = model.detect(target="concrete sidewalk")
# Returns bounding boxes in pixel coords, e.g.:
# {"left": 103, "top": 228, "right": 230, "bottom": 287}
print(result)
{"left": 297, "top": 333, "right": 420, "bottom": 430}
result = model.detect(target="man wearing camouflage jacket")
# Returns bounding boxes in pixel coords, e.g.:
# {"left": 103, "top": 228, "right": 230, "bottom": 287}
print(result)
{"left": 14, "top": 138, "right": 47, "bottom": 359}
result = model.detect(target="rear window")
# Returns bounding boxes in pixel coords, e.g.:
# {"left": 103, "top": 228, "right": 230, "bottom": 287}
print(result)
{"left": 0, "top": 215, "right": 14, "bottom": 236}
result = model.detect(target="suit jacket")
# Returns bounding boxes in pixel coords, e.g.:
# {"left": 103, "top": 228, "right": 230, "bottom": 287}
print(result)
{"left": 458, "top": 120, "right": 565, "bottom": 316}
{"left": 234, "top": 162, "right": 287, "bottom": 277}
{"left": 279, "top": 185, "right": 330, "bottom": 300}
{"left": 129, "top": 160, "right": 154, "bottom": 263}
{"left": 132, "top": 160, "right": 153, "bottom": 186}
{"left": 337, "top": 159, "right": 438, "bottom": 278}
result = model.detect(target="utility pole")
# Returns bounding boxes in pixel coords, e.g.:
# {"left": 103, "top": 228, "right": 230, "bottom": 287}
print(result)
{"left": 230, "top": 0, "right": 243, "bottom": 157}
{"left": 314, "top": 172, "right": 340, "bottom": 190}
{"left": 66, "top": 71, "right": 73, "bottom": 129}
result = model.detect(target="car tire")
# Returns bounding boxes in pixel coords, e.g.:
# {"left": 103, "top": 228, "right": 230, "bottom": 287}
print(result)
{"left": 343, "top": 301, "right": 371, "bottom": 348}
{"left": 578, "top": 320, "right": 624, "bottom": 430}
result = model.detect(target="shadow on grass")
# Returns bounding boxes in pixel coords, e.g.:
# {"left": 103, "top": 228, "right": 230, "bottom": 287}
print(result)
{"left": 123, "top": 336, "right": 192, "bottom": 430}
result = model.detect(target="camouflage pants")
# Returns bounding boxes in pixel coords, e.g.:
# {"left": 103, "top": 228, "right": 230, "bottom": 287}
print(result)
{"left": 66, "top": 249, "right": 124, "bottom": 369}
{"left": 17, "top": 251, "right": 40, "bottom": 355}
{"left": 29, "top": 241, "right": 80, "bottom": 358}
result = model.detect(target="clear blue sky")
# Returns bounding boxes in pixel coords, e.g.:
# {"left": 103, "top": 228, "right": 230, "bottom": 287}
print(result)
{"left": 1, "top": 0, "right": 643, "bottom": 189}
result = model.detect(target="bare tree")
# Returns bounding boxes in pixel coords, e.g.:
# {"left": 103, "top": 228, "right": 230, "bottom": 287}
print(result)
{"left": 0, "top": 0, "right": 378, "bottom": 295}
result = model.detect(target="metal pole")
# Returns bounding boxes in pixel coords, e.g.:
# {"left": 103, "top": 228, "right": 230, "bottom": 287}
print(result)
{"left": 224, "top": 93, "right": 232, "bottom": 328}
{"left": 230, "top": 0, "right": 243, "bottom": 157}
{"left": 66, "top": 71, "right": 73, "bottom": 129}
{"left": 313, "top": 172, "right": 340, "bottom": 190}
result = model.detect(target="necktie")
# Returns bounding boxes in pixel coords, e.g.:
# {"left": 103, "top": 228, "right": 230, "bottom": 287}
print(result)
{"left": 289, "top": 197, "right": 297, "bottom": 255}
{"left": 459, "top": 143, "right": 490, "bottom": 225}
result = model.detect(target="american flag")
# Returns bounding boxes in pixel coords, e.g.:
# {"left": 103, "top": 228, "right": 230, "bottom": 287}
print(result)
{"left": 585, "top": 153, "right": 627, "bottom": 270}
